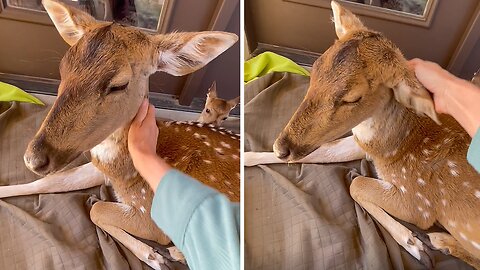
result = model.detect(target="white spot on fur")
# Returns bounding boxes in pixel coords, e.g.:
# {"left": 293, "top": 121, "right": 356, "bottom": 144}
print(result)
{"left": 401, "top": 167, "right": 406, "bottom": 174}
{"left": 196, "top": 123, "right": 204, "bottom": 127}
{"left": 231, "top": 154, "right": 239, "bottom": 160}
{"left": 472, "top": 241, "right": 480, "bottom": 250}
{"left": 142, "top": 196, "right": 146, "bottom": 200}
{"left": 225, "top": 181, "right": 231, "bottom": 186}
{"left": 422, "top": 149, "right": 432, "bottom": 155}
{"left": 417, "top": 178, "right": 426, "bottom": 186}
{"left": 400, "top": 186, "right": 407, "bottom": 193}
{"left": 460, "top": 232, "right": 468, "bottom": 241}
{"left": 208, "top": 124, "right": 215, "bottom": 128}
{"left": 220, "top": 141, "right": 231, "bottom": 149}
{"left": 447, "top": 160, "right": 456, "bottom": 168}
{"left": 140, "top": 206, "right": 146, "bottom": 213}
{"left": 448, "top": 220, "right": 456, "bottom": 228}
{"left": 408, "top": 153, "right": 416, "bottom": 161}
{"left": 423, "top": 138, "right": 430, "bottom": 143}
{"left": 203, "top": 141, "right": 211, "bottom": 146}
{"left": 141, "top": 188, "right": 146, "bottom": 194}
{"left": 219, "top": 131, "right": 226, "bottom": 135}
{"left": 463, "top": 181, "right": 470, "bottom": 188}
{"left": 204, "top": 159, "right": 212, "bottom": 164}
{"left": 475, "top": 190, "right": 480, "bottom": 198}
{"left": 228, "top": 191, "right": 234, "bottom": 195}
{"left": 193, "top": 133, "right": 201, "bottom": 139}
{"left": 441, "top": 199, "right": 447, "bottom": 206}
{"left": 352, "top": 117, "right": 375, "bottom": 143}
{"left": 417, "top": 206, "right": 423, "bottom": 212}
{"left": 437, "top": 179, "right": 444, "bottom": 185}
{"left": 186, "top": 127, "right": 192, "bottom": 132}
{"left": 215, "top": 147, "right": 224, "bottom": 154}
{"left": 422, "top": 211, "right": 430, "bottom": 219}
{"left": 415, "top": 192, "right": 423, "bottom": 198}
{"left": 424, "top": 198, "right": 431, "bottom": 207}
{"left": 132, "top": 195, "right": 136, "bottom": 199}
{"left": 131, "top": 201, "right": 136, "bottom": 205}
{"left": 450, "top": 169, "right": 459, "bottom": 177}
{"left": 209, "top": 175, "right": 216, "bottom": 182}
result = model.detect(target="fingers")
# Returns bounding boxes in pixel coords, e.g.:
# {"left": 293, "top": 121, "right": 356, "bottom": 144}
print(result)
{"left": 133, "top": 99, "right": 149, "bottom": 125}
{"left": 146, "top": 104, "right": 156, "bottom": 124}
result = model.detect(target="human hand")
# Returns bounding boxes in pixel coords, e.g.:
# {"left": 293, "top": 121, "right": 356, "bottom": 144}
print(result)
{"left": 128, "top": 99, "right": 159, "bottom": 163}
{"left": 408, "top": 58, "right": 460, "bottom": 115}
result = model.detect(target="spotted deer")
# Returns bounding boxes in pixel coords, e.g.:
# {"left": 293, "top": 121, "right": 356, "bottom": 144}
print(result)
{"left": 0, "top": 0, "right": 240, "bottom": 268}
{"left": 270, "top": 1, "right": 480, "bottom": 268}
{"left": 198, "top": 81, "right": 240, "bottom": 126}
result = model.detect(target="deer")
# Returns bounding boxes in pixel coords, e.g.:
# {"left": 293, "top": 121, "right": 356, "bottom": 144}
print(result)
{"left": 0, "top": 0, "right": 240, "bottom": 268}
{"left": 197, "top": 81, "right": 240, "bottom": 126}
{"left": 249, "top": 1, "right": 480, "bottom": 268}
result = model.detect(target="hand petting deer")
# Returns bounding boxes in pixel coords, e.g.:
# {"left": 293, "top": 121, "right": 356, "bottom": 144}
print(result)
{"left": 249, "top": 1, "right": 480, "bottom": 268}
{"left": 0, "top": 0, "right": 239, "bottom": 268}
{"left": 198, "top": 81, "right": 240, "bottom": 126}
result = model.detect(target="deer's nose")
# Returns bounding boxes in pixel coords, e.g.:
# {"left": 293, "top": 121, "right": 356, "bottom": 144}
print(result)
{"left": 24, "top": 136, "right": 52, "bottom": 175}
{"left": 24, "top": 151, "right": 50, "bottom": 174}
{"left": 273, "top": 136, "right": 292, "bottom": 160}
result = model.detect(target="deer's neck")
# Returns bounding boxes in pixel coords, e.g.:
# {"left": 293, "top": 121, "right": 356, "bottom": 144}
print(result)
{"left": 90, "top": 126, "right": 138, "bottom": 183}
{"left": 353, "top": 99, "right": 428, "bottom": 160}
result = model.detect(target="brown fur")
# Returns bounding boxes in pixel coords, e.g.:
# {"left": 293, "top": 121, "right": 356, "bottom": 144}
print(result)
{"left": 274, "top": 1, "right": 480, "bottom": 268}
{"left": 23, "top": 0, "right": 238, "bottom": 266}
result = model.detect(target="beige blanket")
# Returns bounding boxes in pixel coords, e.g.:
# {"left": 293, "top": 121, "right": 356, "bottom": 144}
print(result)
{"left": 0, "top": 100, "right": 186, "bottom": 270}
{"left": 244, "top": 72, "right": 472, "bottom": 270}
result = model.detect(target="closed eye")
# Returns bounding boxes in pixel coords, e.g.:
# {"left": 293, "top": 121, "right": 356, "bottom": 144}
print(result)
{"left": 342, "top": 96, "right": 362, "bottom": 104}
{"left": 109, "top": 82, "right": 129, "bottom": 93}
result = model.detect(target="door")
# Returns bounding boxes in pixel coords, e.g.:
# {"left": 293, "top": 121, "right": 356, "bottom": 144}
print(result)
{"left": 0, "top": 0, "right": 240, "bottom": 105}
{"left": 246, "top": 0, "right": 480, "bottom": 80}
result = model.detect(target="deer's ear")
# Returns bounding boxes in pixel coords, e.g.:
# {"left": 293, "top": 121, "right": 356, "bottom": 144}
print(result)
{"left": 207, "top": 81, "right": 218, "bottom": 98}
{"left": 42, "top": 0, "right": 97, "bottom": 46}
{"left": 331, "top": 1, "right": 366, "bottom": 39}
{"left": 392, "top": 75, "right": 440, "bottom": 125}
{"left": 228, "top": 96, "right": 240, "bottom": 108}
{"left": 155, "top": 31, "right": 238, "bottom": 76}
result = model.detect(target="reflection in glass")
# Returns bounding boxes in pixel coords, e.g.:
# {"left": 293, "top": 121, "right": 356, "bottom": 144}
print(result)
{"left": 6, "top": 0, "right": 165, "bottom": 30}
{"left": 344, "top": 0, "right": 428, "bottom": 16}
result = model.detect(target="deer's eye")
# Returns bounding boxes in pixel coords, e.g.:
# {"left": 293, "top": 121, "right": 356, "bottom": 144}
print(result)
{"left": 342, "top": 96, "right": 362, "bottom": 104}
{"left": 206, "top": 109, "right": 211, "bottom": 113}
{"left": 222, "top": 117, "right": 228, "bottom": 121}
{"left": 109, "top": 82, "right": 129, "bottom": 93}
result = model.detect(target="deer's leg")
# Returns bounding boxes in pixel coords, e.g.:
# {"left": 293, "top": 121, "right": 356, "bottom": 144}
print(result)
{"left": 90, "top": 201, "right": 172, "bottom": 270}
{"left": 429, "top": 232, "right": 480, "bottom": 269}
{"left": 245, "top": 136, "right": 365, "bottom": 166}
{"left": 350, "top": 176, "right": 434, "bottom": 268}
{"left": 0, "top": 162, "right": 104, "bottom": 198}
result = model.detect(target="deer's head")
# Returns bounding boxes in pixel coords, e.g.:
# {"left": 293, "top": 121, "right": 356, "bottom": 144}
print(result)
{"left": 24, "top": 0, "right": 238, "bottom": 175}
{"left": 273, "top": 1, "right": 438, "bottom": 161}
{"left": 198, "top": 81, "right": 240, "bottom": 126}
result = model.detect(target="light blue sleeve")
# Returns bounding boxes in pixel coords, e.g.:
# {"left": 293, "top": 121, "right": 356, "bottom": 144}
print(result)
{"left": 150, "top": 170, "right": 240, "bottom": 270}
{"left": 467, "top": 128, "right": 480, "bottom": 173}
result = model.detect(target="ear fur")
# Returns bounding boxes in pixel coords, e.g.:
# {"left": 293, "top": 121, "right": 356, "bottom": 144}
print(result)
{"left": 207, "top": 81, "right": 218, "bottom": 98}
{"left": 331, "top": 1, "right": 366, "bottom": 39}
{"left": 155, "top": 31, "right": 238, "bottom": 76}
{"left": 392, "top": 75, "right": 440, "bottom": 125}
{"left": 42, "top": 0, "right": 97, "bottom": 46}
{"left": 228, "top": 96, "right": 240, "bottom": 108}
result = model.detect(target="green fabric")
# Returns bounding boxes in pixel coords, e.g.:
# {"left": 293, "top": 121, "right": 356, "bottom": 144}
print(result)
{"left": 0, "top": 82, "right": 44, "bottom": 105}
{"left": 467, "top": 127, "right": 480, "bottom": 172}
{"left": 244, "top": 52, "right": 310, "bottom": 83}
{"left": 151, "top": 170, "right": 240, "bottom": 270}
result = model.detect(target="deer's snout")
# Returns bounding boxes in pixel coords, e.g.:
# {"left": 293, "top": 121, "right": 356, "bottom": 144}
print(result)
{"left": 273, "top": 135, "right": 293, "bottom": 160}
{"left": 24, "top": 136, "right": 53, "bottom": 176}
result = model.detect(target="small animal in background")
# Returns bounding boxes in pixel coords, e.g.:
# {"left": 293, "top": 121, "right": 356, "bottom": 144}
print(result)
{"left": 198, "top": 81, "right": 240, "bottom": 126}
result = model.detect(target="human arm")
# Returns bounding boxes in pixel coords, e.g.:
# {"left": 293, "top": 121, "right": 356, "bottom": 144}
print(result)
{"left": 127, "top": 99, "right": 240, "bottom": 270}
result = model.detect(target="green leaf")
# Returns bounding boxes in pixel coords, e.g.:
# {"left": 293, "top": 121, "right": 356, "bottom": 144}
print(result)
{"left": 0, "top": 81, "right": 44, "bottom": 105}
